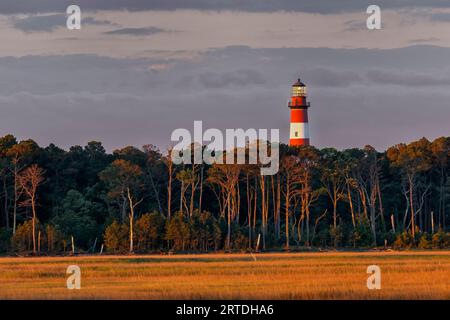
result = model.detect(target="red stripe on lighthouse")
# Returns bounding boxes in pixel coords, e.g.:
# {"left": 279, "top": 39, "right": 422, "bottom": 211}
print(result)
{"left": 291, "top": 109, "right": 308, "bottom": 123}
{"left": 290, "top": 138, "right": 310, "bottom": 146}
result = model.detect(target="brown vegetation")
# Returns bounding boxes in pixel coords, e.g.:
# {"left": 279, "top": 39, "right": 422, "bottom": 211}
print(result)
{"left": 0, "top": 252, "right": 448, "bottom": 300}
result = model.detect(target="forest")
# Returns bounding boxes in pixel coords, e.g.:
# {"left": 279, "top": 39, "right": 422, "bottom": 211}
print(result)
{"left": 0, "top": 134, "right": 449, "bottom": 255}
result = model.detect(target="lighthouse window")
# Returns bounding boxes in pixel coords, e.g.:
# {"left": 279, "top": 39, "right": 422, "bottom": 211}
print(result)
{"left": 292, "top": 87, "right": 306, "bottom": 96}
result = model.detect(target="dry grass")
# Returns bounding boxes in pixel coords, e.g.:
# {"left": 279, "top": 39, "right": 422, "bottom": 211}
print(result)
{"left": 0, "top": 251, "right": 449, "bottom": 299}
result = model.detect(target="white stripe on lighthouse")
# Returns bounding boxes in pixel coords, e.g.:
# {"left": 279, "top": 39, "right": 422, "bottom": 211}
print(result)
{"left": 290, "top": 123, "right": 309, "bottom": 139}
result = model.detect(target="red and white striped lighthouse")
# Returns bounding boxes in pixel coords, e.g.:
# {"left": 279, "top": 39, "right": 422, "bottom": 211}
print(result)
{"left": 289, "top": 78, "right": 310, "bottom": 146}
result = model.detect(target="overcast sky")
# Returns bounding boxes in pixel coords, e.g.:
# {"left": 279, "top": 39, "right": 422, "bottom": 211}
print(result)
{"left": 1, "top": 1, "right": 450, "bottom": 152}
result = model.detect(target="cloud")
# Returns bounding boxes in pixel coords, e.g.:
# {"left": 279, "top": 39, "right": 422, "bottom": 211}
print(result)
{"left": 197, "top": 69, "right": 266, "bottom": 88}
{"left": 11, "top": 14, "right": 64, "bottom": 32}
{"left": 1, "top": 0, "right": 450, "bottom": 15}
{"left": 366, "top": 69, "right": 450, "bottom": 86}
{"left": 11, "top": 14, "right": 116, "bottom": 32}
{"left": 427, "top": 12, "right": 450, "bottom": 22}
{"left": 343, "top": 19, "right": 367, "bottom": 31}
{"left": 104, "top": 26, "right": 169, "bottom": 36}
{"left": 82, "top": 17, "right": 117, "bottom": 26}
{"left": 408, "top": 37, "right": 440, "bottom": 44}
{"left": 304, "top": 68, "right": 364, "bottom": 87}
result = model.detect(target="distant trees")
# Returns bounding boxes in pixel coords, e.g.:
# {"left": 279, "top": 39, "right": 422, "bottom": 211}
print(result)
{"left": 0, "top": 134, "right": 449, "bottom": 255}
{"left": 207, "top": 164, "right": 240, "bottom": 250}
{"left": 100, "top": 159, "right": 143, "bottom": 253}
{"left": 16, "top": 164, "right": 45, "bottom": 254}
{"left": 51, "top": 190, "right": 98, "bottom": 248}
{"left": 387, "top": 138, "right": 433, "bottom": 238}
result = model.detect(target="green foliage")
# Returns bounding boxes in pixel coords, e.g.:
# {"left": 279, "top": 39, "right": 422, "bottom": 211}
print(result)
{"left": 166, "top": 212, "right": 191, "bottom": 251}
{"left": 350, "top": 217, "right": 374, "bottom": 247}
{"left": 135, "top": 212, "right": 166, "bottom": 252}
{"left": 191, "top": 211, "right": 221, "bottom": 251}
{"left": 51, "top": 190, "right": 99, "bottom": 248}
{"left": 104, "top": 221, "right": 129, "bottom": 253}
{"left": 44, "top": 224, "right": 65, "bottom": 253}
{"left": 165, "top": 211, "right": 222, "bottom": 252}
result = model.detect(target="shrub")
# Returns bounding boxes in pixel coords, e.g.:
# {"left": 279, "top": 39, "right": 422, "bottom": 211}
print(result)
{"left": 166, "top": 212, "right": 190, "bottom": 251}
{"left": 103, "top": 221, "right": 129, "bottom": 253}
{"left": 11, "top": 220, "right": 40, "bottom": 253}
{"left": 135, "top": 212, "right": 166, "bottom": 252}
{"left": 51, "top": 211, "right": 98, "bottom": 249}
{"left": 190, "top": 210, "right": 221, "bottom": 252}
{"left": 329, "top": 224, "right": 344, "bottom": 247}
{"left": 350, "top": 217, "right": 374, "bottom": 247}
{"left": 432, "top": 231, "right": 450, "bottom": 249}
{"left": 418, "top": 234, "right": 431, "bottom": 249}
{"left": 44, "top": 224, "right": 65, "bottom": 253}
{"left": 231, "top": 223, "right": 249, "bottom": 251}
{"left": 393, "top": 231, "right": 414, "bottom": 249}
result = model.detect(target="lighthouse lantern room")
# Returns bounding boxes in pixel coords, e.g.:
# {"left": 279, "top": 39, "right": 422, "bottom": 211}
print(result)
{"left": 289, "top": 78, "right": 310, "bottom": 146}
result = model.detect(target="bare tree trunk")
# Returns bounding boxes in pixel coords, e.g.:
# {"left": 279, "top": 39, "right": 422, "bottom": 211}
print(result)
{"left": 199, "top": 165, "right": 204, "bottom": 213}
{"left": 253, "top": 177, "right": 257, "bottom": 231}
{"left": 179, "top": 181, "right": 184, "bottom": 216}
{"left": 260, "top": 175, "right": 266, "bottom": 250}
{"left": 271, "top": 175, "right": 276, "bottom": 239}
{"left": 347, "top": 183, "right": 356, "bottom": 228}
{"left": 128, "top": 190, "right": 134, "bottom": 253}
{"left": 13, "top": 163, "right": 18, "bottom": 234}
{"left": 167, "top": 153, "right": 173, "bottom": 220}
{"left": 31, "top": 196, "right": 36, "bottom": 254}
{"left": 276, "top": 173, "right": 281, "bottom": 239}
{"left": 226, "top": 193, "right": 231, "bottom": 250}
{"left": 285, "top": 175, "right": 290, "bottom": 250}
{"left": 127, "top": 188, "right": 143, "bottom": 253}
{"left": 408, "top": 175, "right": 416, "bottom": 238}
{"left": 246, "top": 173, "right": 251, "bottom": 249}
{"left": 189, "top": 178, "right": 195, "bottom": 218}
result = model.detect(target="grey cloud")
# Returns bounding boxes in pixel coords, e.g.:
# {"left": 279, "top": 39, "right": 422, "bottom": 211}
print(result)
{"left": 428, "top": 12, "right": 450, "bottom": 22}
{"left": 0, "top": 54, "right": 169, "bottom": 95}
{"left": 408, "top": 37, "right": 440, "bottom": 44}
{"left": 82, "top": 17, "right": 117, "bottom": 26}
{"left": 11, "top": 14, "right": 64, "bottom": 32}
{"left": 304, "top": 68, "right": 364, "bottom": 87}
{"left": 1, "top": 0, "right": 450, "bottom": 15}
{"left": 197, "top": 69, "right": 266, "bottom": 88}
{"left": 11, "top": 14, "right": 116, "bottom": 32}
{"left": 366, "top": 69, "right": 450, "bottom": 86}
{"left": 104, "top": 26, "right": 168, "bottom": 36}
{"left": 343, "top": 19, "right": 367, "bottom": 31}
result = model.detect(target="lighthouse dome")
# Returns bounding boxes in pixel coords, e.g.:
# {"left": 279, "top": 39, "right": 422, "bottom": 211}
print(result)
{"left": 292, "top": 78, "right": 307, "bottom": 97}
{"left": 292, "top": 78, "right": 306, "bottom": 87}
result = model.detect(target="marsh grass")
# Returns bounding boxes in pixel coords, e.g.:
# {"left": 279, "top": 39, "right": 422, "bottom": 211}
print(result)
{"left": 0, "top": 251, "right": 449, "bottom": 299}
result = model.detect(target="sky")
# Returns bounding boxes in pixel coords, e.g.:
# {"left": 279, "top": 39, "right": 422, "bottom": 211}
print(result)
{"left": 0, "top": 0, "right": 450, "bottom": 152}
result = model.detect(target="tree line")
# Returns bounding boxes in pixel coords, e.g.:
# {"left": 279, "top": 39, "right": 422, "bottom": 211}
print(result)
{"left": 0, "top": 134, "right": 449, "bottom": 255}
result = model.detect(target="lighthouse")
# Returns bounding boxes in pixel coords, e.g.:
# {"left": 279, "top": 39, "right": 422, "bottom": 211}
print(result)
{"left": 289, "top": 78, "right": 310, "bottom": 146}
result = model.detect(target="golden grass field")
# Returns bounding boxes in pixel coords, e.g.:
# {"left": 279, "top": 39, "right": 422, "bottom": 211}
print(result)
{"left": 0, "top": 251, "right": 449, "bottom": 299}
